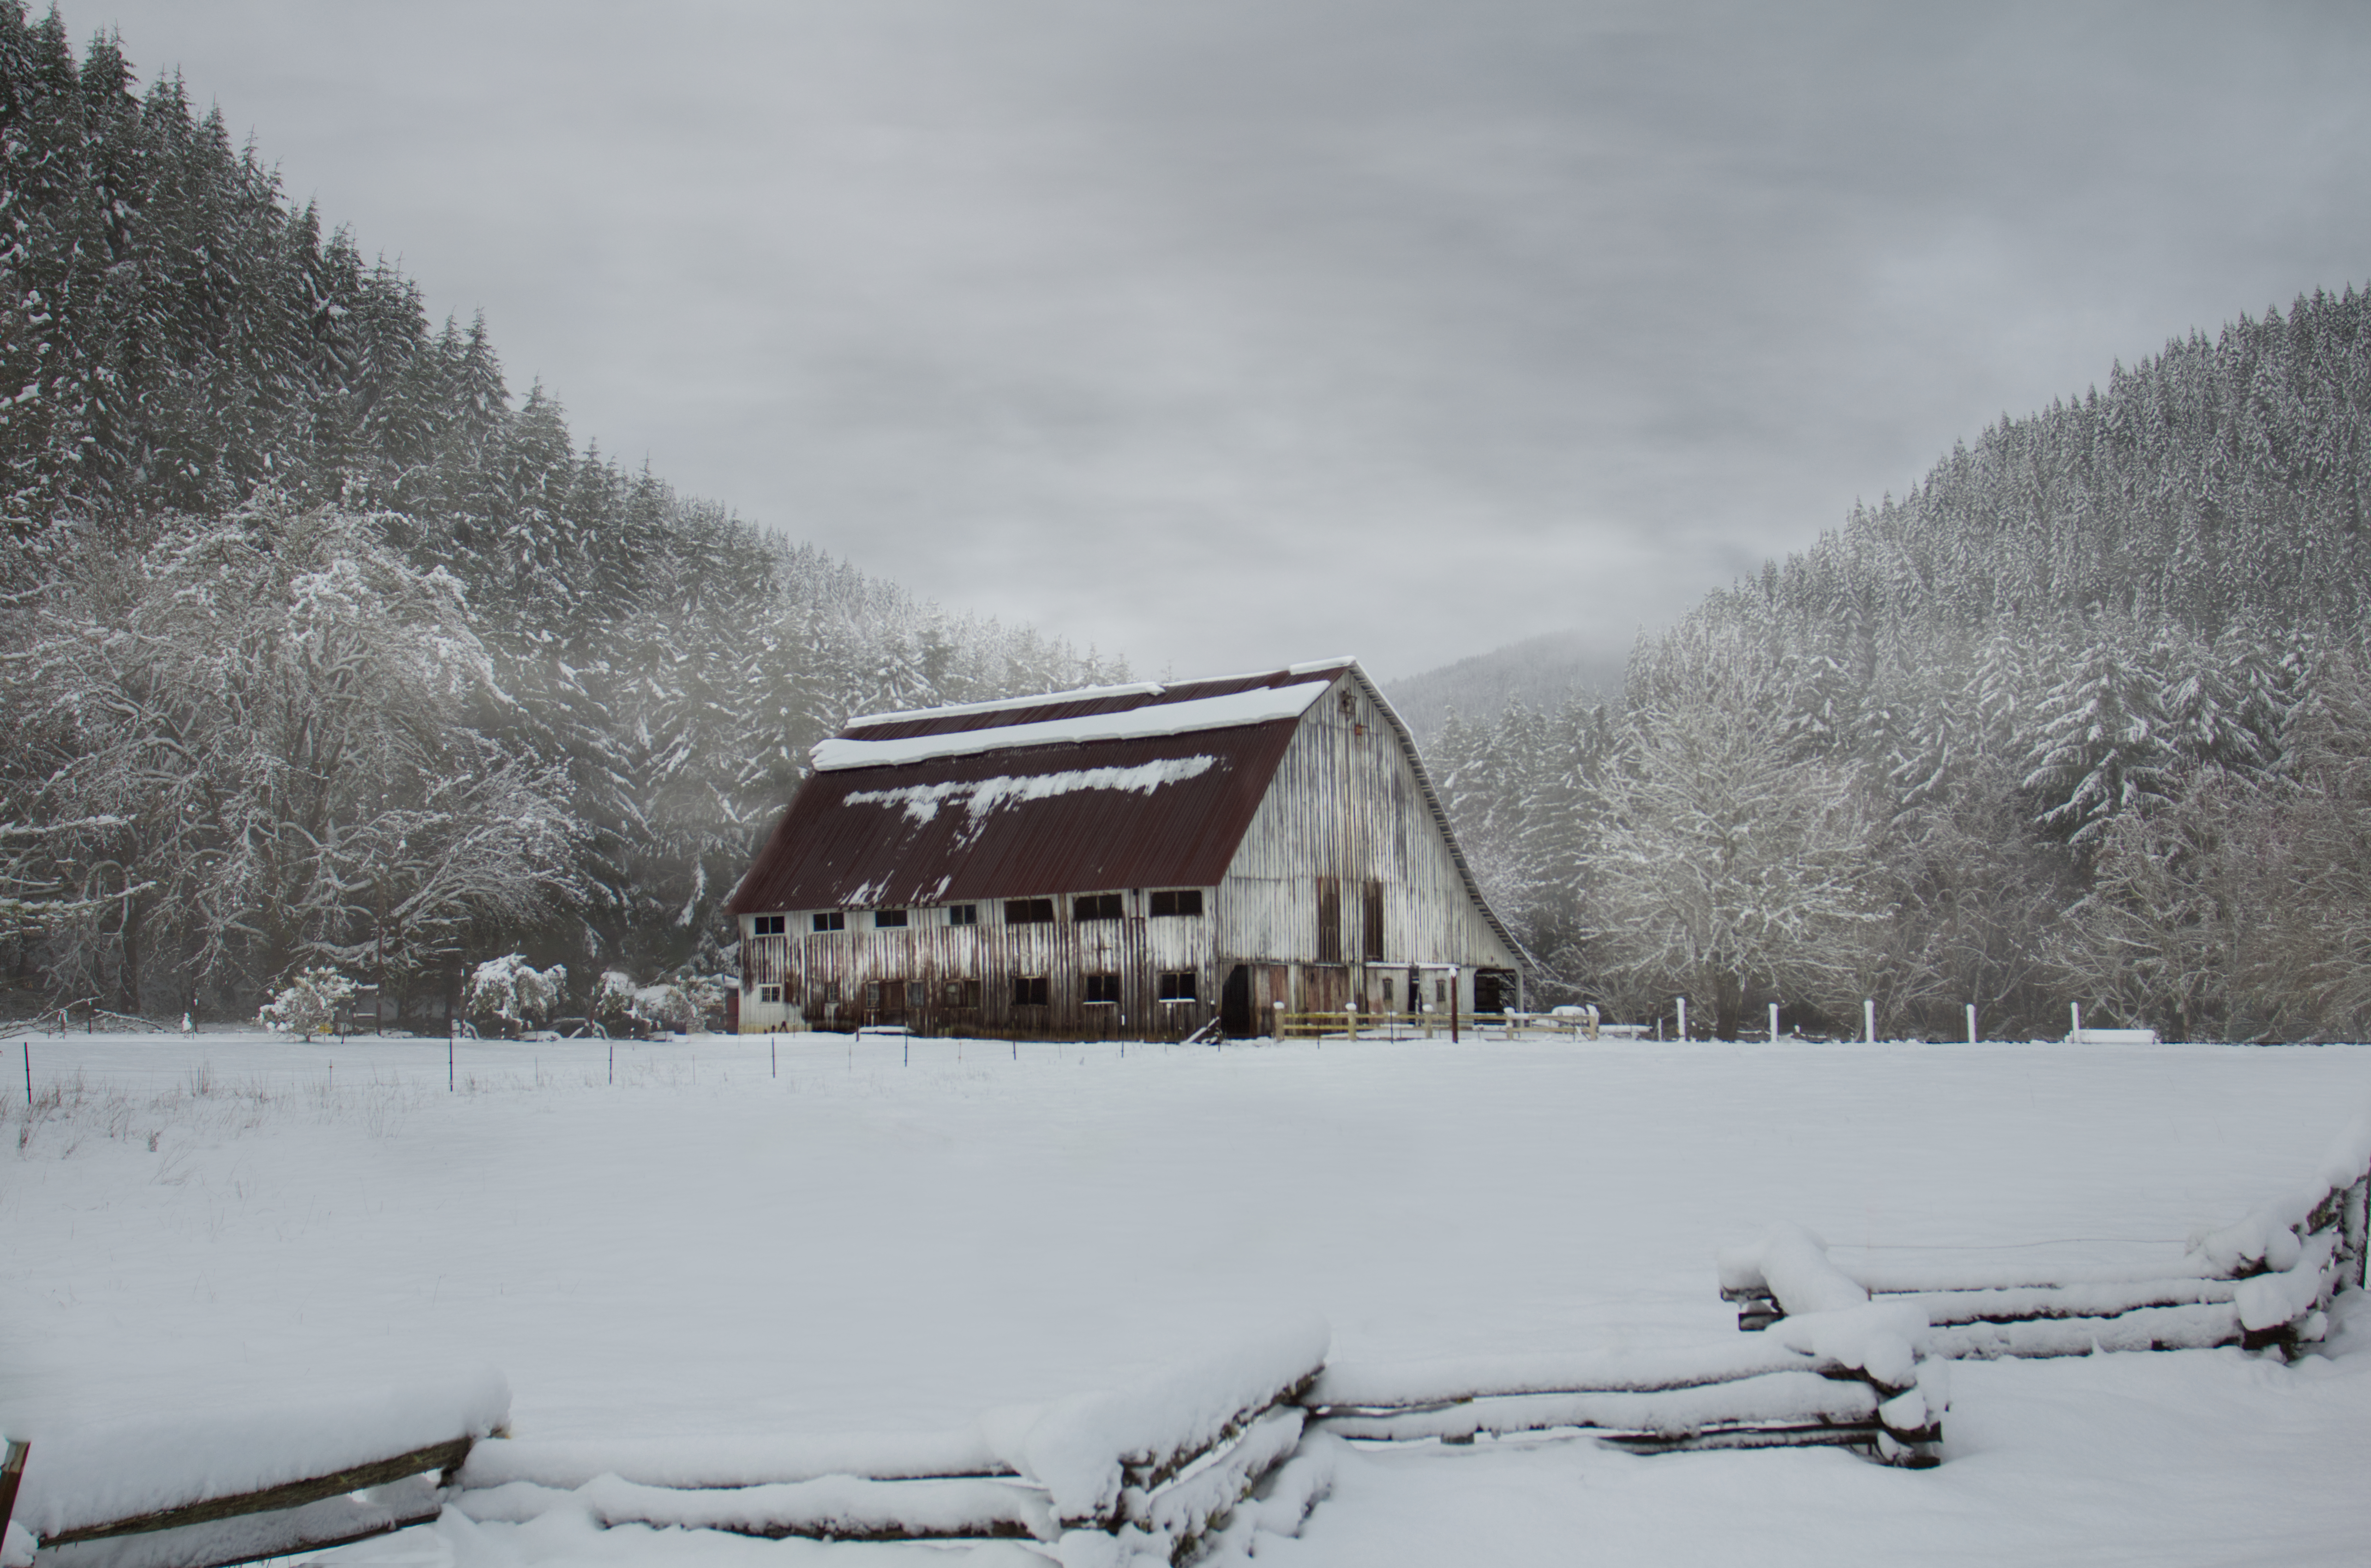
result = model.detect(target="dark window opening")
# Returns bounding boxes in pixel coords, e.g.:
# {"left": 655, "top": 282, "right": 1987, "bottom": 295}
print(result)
{"left": 1158, "top": 971, "right": 1197, "bottom": 1002}
{"left": 819, "top": 981, "right": 841, "bottom": 1004}
{"left": 1220, "top": 964, "right": 1251, "bottom": 1035}
{"left": 1363, "top": 879, "right": 1385, "bottom": 961}
{"left": 1013, "top": 975, "right": 1049, "bottom": 1006}
{"left": 1149, "top": 889, "right": 1203, "bottom": 918}
{"left": 867, "top": 979, "right": 907, "bottom": 1011}
{"left": 1315, "top": 875, "right": 1342, "bottom": 964}
{"left": 872, "top": 908, "right": 908, "bottom": 929}
{"left": 1084, "top": 973, "right": 1120, "bottom": 1004}
{"left": 943, "top": 979, "right": 982, "bottom": 1008}
{"left": 1074, "top": 893, "right": 1124, "bottom": 922}
{"left": 1006, "top": 898, "right": 1055, "bottom": 925}
{"left": 753, "top": 915, "right": 786, "bottom": 936}
{"left": 947, "top": 904, "right": 978, "bottom": 926}
{"left": 813, "top": 911, "right": 846, "bottom": 933}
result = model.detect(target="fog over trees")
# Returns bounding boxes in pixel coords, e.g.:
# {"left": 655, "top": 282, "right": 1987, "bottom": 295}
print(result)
{"left": 0, "top": 9, "right": 1120, "bottom": 1023}
{"left": 1434, "top": 286, "right": 2371, "bottom": 1040}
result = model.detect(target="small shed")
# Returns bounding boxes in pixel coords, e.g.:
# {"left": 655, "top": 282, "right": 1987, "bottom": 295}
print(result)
{"left": 725, "top": 658, "right": 1522, "bottom": 1038}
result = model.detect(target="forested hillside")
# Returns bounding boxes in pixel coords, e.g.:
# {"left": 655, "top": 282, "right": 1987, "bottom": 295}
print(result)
{"left": 1436, "top": 286, "right": 2371, "bottom": 1041}
{"left": 1380, "top": 630, "right": 1621, "bottom": 751}
{"left": 0, "top": 7, "right": 1121, "bottom": 1023}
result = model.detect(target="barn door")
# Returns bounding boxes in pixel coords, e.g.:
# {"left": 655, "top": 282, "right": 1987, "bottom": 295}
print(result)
{"left": 1220, "top": 964, "right": 1251, "bottom": 1036}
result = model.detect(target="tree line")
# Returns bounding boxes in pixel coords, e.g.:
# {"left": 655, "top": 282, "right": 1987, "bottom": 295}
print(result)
{"left": 0, "top": 7, "right": 1121, "bottom": 1024}
{"left": 1435, "top": 284, "right": 2371, "bottom": 1042}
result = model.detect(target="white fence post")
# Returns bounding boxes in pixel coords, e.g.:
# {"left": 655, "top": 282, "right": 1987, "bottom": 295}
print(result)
{"left": 1863, "top": 999, "right": 1875, "bottom": 1044}
{"left": 1676, "top": 997, "right": 1687, "bottom": 1041}
{"left": 1965, "top": 1002, "right": 1977, "bottom": 1046}
{"left": 2070, "top": 1002, "right": 2082, "bottom": 1042}
{"left": 1768, "top": 1001, "right": 1780, "bottom": 1043}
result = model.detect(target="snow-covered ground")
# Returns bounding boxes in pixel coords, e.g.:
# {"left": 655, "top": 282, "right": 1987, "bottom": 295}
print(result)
{"left": 4, "top": 1029, "right": 2369, "bottom": 1565}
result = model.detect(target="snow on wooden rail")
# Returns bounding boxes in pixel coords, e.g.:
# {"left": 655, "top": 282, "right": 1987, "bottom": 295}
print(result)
{"left": 1307, "top": 1315, "right": 1946, "bottom": 1468}
{"left": 1, "top": 1371, "right": 509, "bottom": 1568}
{"left": 454, "top": 1321, "right": 1332, "bottom": 1567}
{"left": 449, "top": 1311, "right": 1943, "bottom": 1566}
{"left": 1718, "top": 1101, "right": 2371, "bottom": 1362}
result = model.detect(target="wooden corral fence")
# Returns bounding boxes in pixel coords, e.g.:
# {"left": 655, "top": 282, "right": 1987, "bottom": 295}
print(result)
{"left": 1719, "top": 1113, "right": 2371, "bottom": 1363}
{"left": 1271, "top": 1010, "right": 1643, "bottom": 1043}
{"left": 1275, "top": 1010, "right": 1455, "bottom": 1041}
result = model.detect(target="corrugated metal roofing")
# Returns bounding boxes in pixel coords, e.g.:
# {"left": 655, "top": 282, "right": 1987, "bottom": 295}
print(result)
{"left": 728, "top": 722, "right": 1300, "bottom": 912}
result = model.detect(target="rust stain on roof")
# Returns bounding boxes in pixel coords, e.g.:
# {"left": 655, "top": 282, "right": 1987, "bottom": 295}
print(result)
{"left": 728, "top": 666, "right": 1345, "bottom": 913}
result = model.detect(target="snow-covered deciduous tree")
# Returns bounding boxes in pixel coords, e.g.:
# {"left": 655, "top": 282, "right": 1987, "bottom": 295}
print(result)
{"left": 1585, "top": 625, "right": 1881, "bottom": 1038}
{"left": 8, "top": 498, "right": 583, "bottom": 1013}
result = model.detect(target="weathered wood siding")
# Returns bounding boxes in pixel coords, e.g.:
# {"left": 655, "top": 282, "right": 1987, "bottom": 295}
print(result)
{"left": 739, "top": 898, "right": 1219, "bottom": 1038}
{"left": 1214, "top": 674, "right": 1517, "bottom": 1012}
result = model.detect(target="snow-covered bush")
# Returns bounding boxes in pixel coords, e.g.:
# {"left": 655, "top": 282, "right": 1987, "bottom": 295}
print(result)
{"left": 594, "top": 970, "right": 693, "bottom": 1035}
{"left": 257, "top": 968, "right": 356, "bottom": 1042}
{"left": 684, "top": 972, "right": 730, "bottom": 1030}
{"left": 468, "top": 954, "right": 568, "bottom": 1038}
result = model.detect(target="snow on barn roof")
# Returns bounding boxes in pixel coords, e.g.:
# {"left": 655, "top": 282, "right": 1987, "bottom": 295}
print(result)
{"left": 727, "top": 662, "right": 1356, "bottom": 913}
{"left": 809, "top": 680, "right": 1335, "bottom": 772}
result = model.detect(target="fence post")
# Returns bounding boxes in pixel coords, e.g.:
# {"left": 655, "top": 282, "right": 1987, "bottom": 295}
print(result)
{"left": 1966, "top": 1003, "right": 1977, "bottom": 1045}
{"left": 1768, "top": 1001, "right": 1779, "bottom": 1043}
{"left": 1676, "top": 997, "right": 1687, "bottom": 1041}
{"left": 2070, "top": 1002, "right": 2082, "bottom": 1042}
{"left": 0, "top": 1438, "right": 27, "bottom": 1549}
{"left": 1863, "top": 999, "right": 1875, "bottom": 1044}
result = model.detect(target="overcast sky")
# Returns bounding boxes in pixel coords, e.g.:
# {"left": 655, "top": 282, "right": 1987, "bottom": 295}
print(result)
{"left": 84, "top": 0, "right": 2371, "bottom": 682}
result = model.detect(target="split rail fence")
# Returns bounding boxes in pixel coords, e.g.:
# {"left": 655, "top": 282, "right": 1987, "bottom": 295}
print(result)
{"left": 7, "top": 1109, "right": 2365, "bottom": 1568}
{"left": 1719, "top": 1115, "right": 2371, "bottom": 1362}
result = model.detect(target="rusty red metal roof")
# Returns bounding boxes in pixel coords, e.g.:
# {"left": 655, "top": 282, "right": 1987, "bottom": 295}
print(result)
{"left": 726, "top": 678, "right": 1325, "bottom": 913}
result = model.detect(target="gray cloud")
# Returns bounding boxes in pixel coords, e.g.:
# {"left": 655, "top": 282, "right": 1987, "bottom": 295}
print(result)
{"left": 90, "top": 0, "right": 2371, "bottom": 679}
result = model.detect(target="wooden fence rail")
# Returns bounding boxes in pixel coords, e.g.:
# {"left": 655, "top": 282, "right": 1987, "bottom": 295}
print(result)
{"left": 2, "top": 1373, "right": 508, "bottom": 1568}
{"left": 1718, "top": 1113, "right": 2371, "bottom": 1363}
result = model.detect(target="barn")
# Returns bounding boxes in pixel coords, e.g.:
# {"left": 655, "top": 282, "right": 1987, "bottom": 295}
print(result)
{"left": 725, "top": 658, "right": 1524, "bottom": 1039}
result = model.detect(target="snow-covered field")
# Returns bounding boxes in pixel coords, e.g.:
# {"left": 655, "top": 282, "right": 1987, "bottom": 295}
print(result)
{"left": 5, "top": 1029, "right": 2369, "bottom": 1566}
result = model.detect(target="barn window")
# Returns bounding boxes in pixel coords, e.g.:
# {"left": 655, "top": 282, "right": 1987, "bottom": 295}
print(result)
{"left": 868, "top": 980, "right": 907, "bottom": 1011}
{"left": 1316, "top": 875, "right": 1342, "bottom": 964}
{"left": 752, "top": 915, "right": 786, "bottom": 935}
{"left": 947, "top": 904, "right": 978, "bottom": 926}
{"left": 872, "top": 908, "right": 908, "bottom": 928}
{"left": 819, "top": 981, "right": 841, "bottom": 1004}
{"left": 1013, "top": 975, "right": 1049, "bottom": 1005}
{"left": 944, "top": 979, "right": 981, "bottom": 1007}
{"left": 759, "top": 984, "right": 782, "bottom": 1004}
{"left": 1075, "top": 893, "right": 1124, "bottom": 922}
{"left": 1363, "top": 880, "right": 1385, "bottom": 960}
{"left": 813, "top": 911, "right": 846, "bottom": 933}
{"left": 1005, "top": 898, "right": 1055, "bottom": 924}
{"left": 1149, "top": 890, "right": 1203, "bottom": 917}
{"left": 1158, "top": 971, "right": 1197, "bottom": 1002}
{"left": 1084, "top": 973, "right": 1120, "bottom": 1004}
